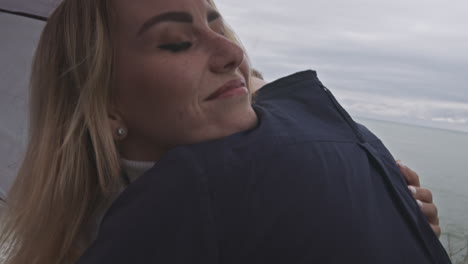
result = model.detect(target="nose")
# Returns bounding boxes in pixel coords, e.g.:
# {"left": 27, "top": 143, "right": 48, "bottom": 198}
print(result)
{"left": 207, "top": 32, "right": 245, "bottom": 74}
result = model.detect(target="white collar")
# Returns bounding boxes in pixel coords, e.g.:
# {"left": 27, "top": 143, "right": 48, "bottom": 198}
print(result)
{"left": 121, "top": 159, "right": 156, "bottom": 183}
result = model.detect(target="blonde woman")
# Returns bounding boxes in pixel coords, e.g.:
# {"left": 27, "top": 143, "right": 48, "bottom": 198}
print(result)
{"left": 0, "top": 0, "right": 445, "bottom": 263}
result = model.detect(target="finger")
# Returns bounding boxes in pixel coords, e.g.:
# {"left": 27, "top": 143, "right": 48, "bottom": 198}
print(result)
{"left": 408, "top": 186, "right": 433, "bottom": 203}
{"left": 430, "top": 224, "right": 441, "bottom": 238}
{"left": 418, "top": 200, "right": 439, "bottom": 225}
{"left": 397, "top": 161, "right": 420, "bottom": 187}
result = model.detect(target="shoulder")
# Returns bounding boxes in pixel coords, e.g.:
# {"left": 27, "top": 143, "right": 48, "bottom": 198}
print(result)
{"left": 254, "top": 70, "right": 323, "bottom": 100}
{"left": 108, "top": 147, "right": 206, "bottom": 214}
{"left": 355, "top": 122, "right": 381, "bottom": 142}
{"left": 80, "top": 148, "right": 218, "bottom": 263}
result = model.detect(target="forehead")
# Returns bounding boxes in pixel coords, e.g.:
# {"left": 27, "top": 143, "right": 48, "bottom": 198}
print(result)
{"left": 113, "top": 0, "right": 215, "bottom": 36}
{"left": 114, "top": 0, "right": 213, "bottom": 21}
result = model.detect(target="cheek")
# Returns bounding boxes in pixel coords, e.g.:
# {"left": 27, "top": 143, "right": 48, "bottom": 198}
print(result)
{"left": 114, "top": 56, "right": 204, "bottom": 140}
{"left": 117, "top": 57, "right": 188, "bottom": 109}
{"left": 239, "top": 59, "right": 251, "bottom": 90}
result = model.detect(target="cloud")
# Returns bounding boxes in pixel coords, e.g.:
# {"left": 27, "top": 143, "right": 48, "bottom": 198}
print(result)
{"left": 217, "top": 0, "right": 468, "bottom": 131}
{"left": 332, "top": 89, "right": 468, "bottom": 132}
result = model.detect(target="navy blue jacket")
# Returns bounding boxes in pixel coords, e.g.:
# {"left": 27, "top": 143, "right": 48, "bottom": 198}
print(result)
{"left": 78, "top": 71, "right": 451, "bottom": 263}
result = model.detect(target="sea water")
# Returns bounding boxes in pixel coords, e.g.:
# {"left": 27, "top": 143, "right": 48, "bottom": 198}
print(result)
{"left": 356, "top": 117, "right": 468, "bottom": 263}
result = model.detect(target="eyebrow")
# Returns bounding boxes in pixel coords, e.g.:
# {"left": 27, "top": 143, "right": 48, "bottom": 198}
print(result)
{"left": 137, "top": 10, "right": 221, "bottom": 37}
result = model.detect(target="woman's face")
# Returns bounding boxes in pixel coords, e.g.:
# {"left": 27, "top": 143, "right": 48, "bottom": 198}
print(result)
{"left": 111, "top": 0, "right": 258, "bottom": 161}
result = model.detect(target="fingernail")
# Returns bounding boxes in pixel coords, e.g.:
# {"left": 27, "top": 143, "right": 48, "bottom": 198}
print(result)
{"left": 417, "top": 200, "right": 423, "bottom": 208}
{"left": 408, "top": 186, "right": 417, "bottom": 195}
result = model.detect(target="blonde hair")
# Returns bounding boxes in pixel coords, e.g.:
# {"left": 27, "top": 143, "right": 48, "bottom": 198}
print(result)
{"left": 0, "top": 0, "right": 252, "bottom": 263}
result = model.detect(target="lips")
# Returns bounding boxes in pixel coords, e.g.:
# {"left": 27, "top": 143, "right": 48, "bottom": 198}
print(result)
{"left": 206, "top": 79, "right": 247, "bottom": 101}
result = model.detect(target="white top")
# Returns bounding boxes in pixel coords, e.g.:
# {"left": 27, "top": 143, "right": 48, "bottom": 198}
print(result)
{"left": 90, "top": 159, "right": 156, "bottom": 241}
{"left": 120, "top": 159, "right": 156, "bottom": 183}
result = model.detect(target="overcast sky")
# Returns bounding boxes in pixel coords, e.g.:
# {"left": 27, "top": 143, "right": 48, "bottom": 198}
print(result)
{"left": 217, "top": 0, "right": 468, "bottom": 132}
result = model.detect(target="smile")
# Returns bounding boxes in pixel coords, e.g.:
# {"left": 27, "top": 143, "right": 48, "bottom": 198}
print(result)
{"left": 206, "top": 79, "right": 248, "bottom": 101}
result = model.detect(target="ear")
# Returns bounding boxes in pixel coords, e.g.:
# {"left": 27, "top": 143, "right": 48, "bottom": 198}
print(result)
{"left": 108, "top": 108, "right": 128, "bottom": 141}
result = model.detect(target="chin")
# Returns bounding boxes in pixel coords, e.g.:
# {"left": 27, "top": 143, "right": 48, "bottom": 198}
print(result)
{"left": 182, "top": 100, "right": 258, "bottom": 145}
{"left": 220, "top": 104, "right": 258, "bottom": 136}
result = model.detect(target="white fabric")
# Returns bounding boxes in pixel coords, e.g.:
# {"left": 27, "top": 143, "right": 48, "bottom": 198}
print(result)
{"left": 121, "top": 159, "right": 156, "bottom": 183}
{"left": 88, "top": 160, "right": 154, "bottom": 241}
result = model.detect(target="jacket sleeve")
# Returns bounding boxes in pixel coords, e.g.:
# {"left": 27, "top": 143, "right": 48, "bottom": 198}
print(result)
{"left": 77, "top": 149, "right": 219, "bottom": 264}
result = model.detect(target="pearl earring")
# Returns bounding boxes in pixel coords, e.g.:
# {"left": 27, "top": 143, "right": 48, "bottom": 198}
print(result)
{"left": 117, "top": 127, "right": 127, "bottom": 137}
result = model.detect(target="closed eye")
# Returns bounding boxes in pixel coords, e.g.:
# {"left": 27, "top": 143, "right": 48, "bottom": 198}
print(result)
{"left": 158, "top": 42, "right": 193, "bottom": 53}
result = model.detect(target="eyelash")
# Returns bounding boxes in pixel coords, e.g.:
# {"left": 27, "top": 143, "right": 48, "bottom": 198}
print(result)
{"left": 158, "top": 42, "right": 193, "bottom": 53}
{"left": 157, "top": 29, "right": 226, "bottom": 53}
